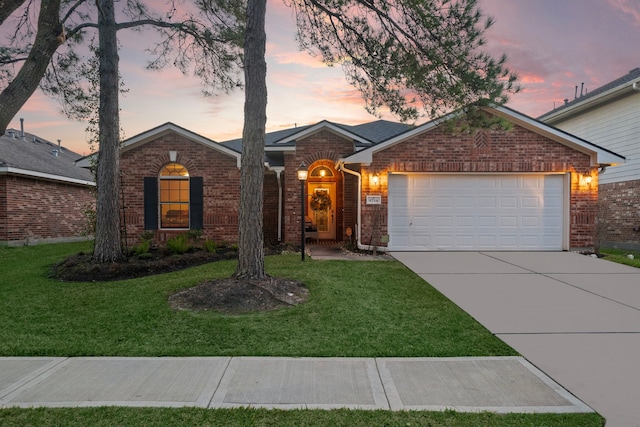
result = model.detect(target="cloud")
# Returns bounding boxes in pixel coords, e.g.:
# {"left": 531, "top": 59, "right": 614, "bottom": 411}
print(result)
{"left": 607, "top": 0, "right": 640, "bottom": 25}
{"left": 271, "top": 50, "right": 327, "bottom": 68}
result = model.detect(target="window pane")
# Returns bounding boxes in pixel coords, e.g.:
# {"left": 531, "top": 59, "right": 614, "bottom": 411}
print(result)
{"left": 160, "top": 162, "right": 189, "bottom": 176}
{"left": 160, "top": 203, "right": 189, "bottom": 228}
{"left": 158, "top": 163, "right": 190, "bottom": 229}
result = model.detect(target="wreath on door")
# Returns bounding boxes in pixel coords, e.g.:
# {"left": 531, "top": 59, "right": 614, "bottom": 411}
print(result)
{"left": 310, "top": 191, "right": 332, "bottom": 212}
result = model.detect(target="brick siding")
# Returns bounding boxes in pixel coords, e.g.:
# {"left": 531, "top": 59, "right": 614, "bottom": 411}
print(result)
{"left": 599, "top": 179, "right": 640, "bottom": 248}
{"left": 360, "top": 125, "right": 597, "bottom": 250}
{"left": 0, "top": 174, "right": 94, "bottom": 245}
{"left": 120, "top": 132, "right": 241, "bottom": 247}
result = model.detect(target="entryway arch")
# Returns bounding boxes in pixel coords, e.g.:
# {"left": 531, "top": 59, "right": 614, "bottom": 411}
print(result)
{"left": 306, "top": 160, "right": 341, "bottom": 241}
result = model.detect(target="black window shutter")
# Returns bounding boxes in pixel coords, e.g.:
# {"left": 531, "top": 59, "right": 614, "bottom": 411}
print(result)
{"left": 143, "top": 177, "right": 158, "bottom": 230}
{"left": 190, "top": 177, "right": 204, "bottom": 230}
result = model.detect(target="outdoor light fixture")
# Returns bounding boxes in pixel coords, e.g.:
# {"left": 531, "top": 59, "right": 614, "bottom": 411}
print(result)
{"left": 297, "top": 162, "right": 308, "bottom": 261}
{"left": 372, "top": 174, "right": 379, "bottom": 186}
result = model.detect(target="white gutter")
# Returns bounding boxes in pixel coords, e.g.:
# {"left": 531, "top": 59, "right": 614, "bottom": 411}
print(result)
{"left": 0, "top": 166, "right": 95, "bottom": 186}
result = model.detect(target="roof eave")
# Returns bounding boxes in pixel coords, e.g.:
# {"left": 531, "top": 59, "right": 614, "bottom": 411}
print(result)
{"left": 275, "top": 121, "right": 372, "bottom": 146}
{"left": 492, "top": 106, "right": 625, "bottom": 167}
{"left": 540, "top": 79, "right": 640, "bottom": 123}
{"left": 0, "top": 166, "right": 96, "bottom": 186}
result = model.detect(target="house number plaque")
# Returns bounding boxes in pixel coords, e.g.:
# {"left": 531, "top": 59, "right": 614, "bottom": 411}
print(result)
{"left": 366, "top": 195, "right": 382, "bottom": 205}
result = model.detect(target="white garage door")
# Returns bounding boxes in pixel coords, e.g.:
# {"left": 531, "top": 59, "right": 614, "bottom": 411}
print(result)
{"left": 388, "top": 174, "right": 565, "bottom": 251}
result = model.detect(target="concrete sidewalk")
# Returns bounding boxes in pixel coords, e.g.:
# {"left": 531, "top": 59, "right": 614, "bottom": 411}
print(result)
{"left": 0, "top": 356, "right": 591, "bottom": 413}
{"left": 393, "top": 251, "right": 640, "bottom": 426}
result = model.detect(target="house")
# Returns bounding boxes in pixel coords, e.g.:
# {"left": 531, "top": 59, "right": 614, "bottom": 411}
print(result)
{"left": 0, "top": 122, "right": 95, "bottom": 246}
{"left": 539, "top": 68, "right": 640, "bottom": 250}
{"left": 91, "top": 106, "right": 623, "bottom": 252}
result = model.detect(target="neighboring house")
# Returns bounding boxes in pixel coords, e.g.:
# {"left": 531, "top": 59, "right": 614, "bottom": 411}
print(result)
{"left": 539, "top": 68, "right": 640, "bottom": 250}
{"left": 83, "top": 106, "right": 623, "bottom": 252}
{"left": 0, "top": 124, "right": 95, "bottom": 246}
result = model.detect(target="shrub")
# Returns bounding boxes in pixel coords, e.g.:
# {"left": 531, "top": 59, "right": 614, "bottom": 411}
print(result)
{"left": 133, "top": 239, "right": 151, "bottom": 256}
{"left": 204, "top": 239, "right": 217, "bottom": 253}
{"left": 166, "top": 234, "right": 190, "bottom": 254}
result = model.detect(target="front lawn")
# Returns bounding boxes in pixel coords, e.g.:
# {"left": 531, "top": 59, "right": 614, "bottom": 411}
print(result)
{"left": 601, "top": 247, "right": 640, "bottom": 269}
{"left": 0, "top": 241, "right": 513, "bottom": 357}
{"left": 0, "top": 242, "right": 604, "bottom": 426}
{"left": 0, "top": 407, "right": 604, "bottom": 427}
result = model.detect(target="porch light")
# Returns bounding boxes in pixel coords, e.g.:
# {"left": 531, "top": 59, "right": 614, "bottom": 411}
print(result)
{"left": 297, "top": 162, "right": 308, "bottom": 261}
{"left": 372, "top": 174, "right": 379, "bottom": 186}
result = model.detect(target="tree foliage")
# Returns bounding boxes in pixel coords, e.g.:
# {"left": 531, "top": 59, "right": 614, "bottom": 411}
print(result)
{"left": 0, "top": 0, "right": 244, "bottom": 136}
{"left": 0, "top": 0, "right": 244, "bottom": 262}
{"left": 287, "top": 0, "right": 518, "bottom": 121}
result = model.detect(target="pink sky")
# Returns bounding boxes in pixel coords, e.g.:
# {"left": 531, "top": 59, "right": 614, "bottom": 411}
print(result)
{"left": 7, "top": 0, "right": 640, "bottom": 155}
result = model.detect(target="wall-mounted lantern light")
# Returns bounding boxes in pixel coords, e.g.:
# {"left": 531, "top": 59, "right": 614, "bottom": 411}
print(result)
{"left": 372, "top": 174, "right": 379, "bottom": 186}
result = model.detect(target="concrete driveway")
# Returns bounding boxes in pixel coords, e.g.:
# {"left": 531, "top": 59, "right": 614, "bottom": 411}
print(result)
{"left": 392, "top": 251, "right": 640, "bottom": 427}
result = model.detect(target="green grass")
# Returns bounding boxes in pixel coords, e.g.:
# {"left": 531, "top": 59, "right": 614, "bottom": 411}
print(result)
{"left": 0, "top": 242, "right": 605, "bottom": 426}
{"left": 601, "top": 247, "right": 640, "bottom": 269}
{"left": 0, "top": 407, "right": 605, "bottom": 427}
{"left": 0, "top": 241, "right": 515, "bottom": 357}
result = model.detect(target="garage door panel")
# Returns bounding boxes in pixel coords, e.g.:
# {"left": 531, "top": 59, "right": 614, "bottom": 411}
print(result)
{"left": 522, "top": 197, "right": 540, "bottom": 208}
{"left": 456, "top": 216, "right": 475, "bottom": 227}
{"left": 501, "top": 197, "right": 518, "bottom": 208}
{"left": 521, "top": 216, "right": 541, "bottom": 227}
{"left": 388, "top": 174, "right": 565, "bottom": 251}
{"left": 500, "top": 216, "right": 518, "bottom": 227}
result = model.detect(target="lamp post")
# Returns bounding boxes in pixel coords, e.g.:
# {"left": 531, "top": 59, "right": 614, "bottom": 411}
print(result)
{"left": 297, "top": 162, "right": 308, "bottom": 261}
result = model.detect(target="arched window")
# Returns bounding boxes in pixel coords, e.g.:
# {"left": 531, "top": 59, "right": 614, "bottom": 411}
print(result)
{"left": 310, "top": 165, "right": 334, "bottom": 178}
{"left": 159, "top": 162, "right": 190, "bottom": 228}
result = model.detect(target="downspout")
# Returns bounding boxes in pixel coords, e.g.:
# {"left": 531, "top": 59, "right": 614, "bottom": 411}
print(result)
{"left": 337, "top": 160, "right": 366, "bottom": 251}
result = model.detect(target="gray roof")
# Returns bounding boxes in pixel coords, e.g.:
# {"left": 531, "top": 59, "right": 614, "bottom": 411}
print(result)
{"left": 538, "top": 67, "right": 640, "bottom": 120}
{"left": 220, "top": 119, "right": 414, "bottom": 152}
{"left": 0, "top": 129, "right": 94, "bottom": 184}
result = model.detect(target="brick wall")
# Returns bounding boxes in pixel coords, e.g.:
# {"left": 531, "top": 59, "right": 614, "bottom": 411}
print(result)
{"left": 599, "top": 179, "right": 640, "bottom": 249}
{"left": 263, "top": 170, "right": 281, "bottom": 244}
{"left": 361, "top": 125, "right": 597, "bottom": 250}
{"left": 120, "top": 132, "right": 241, "bottom": 247}
{"left": 0, "top": 174, "right": 95, "bottom": 246}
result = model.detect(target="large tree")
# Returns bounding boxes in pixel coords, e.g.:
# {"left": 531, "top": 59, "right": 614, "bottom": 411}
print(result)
{"left": 0, "top": 0, "right": 66, "bottom": 136}
{"left": 1, "top": 0, "right": 243, "bottom": 262}
{"left": 235, "top": 0, "right": 267, "bottom": 278}
{"left": 234, "top": 0, "right": 518, "bottom": 279}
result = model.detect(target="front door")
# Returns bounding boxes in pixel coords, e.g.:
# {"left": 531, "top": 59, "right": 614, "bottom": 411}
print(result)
{"left": 308, "top": 182, "right": 336, "bottom": 240}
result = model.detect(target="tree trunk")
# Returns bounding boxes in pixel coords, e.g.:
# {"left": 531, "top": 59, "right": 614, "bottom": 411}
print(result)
{"left": 93, "top": 0, "right": 123, "bottom": 262}
{"left": 234, "top": 0, "right": 267, "bottom": 279}
{"left": 0, "top": 0, "right": 63, "bottom": 136}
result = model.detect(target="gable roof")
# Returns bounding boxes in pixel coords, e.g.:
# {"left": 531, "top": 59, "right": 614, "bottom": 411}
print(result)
{"left": 342, "top": 105, "right": 625, "bottom": 167}
{"left": 220, "top": 119, "right": 413, "bottom": 151}
{"left": 539, "top": 67, "right": 640, "bottom": 123}
{"left": 0, "top": 129, "right": 94, "bottom": 186}
{"left": 76, "top": 122, "right": 242, "bottom": 168}
{"left": 218, "top": 119, "right": 413, "bottom": 168}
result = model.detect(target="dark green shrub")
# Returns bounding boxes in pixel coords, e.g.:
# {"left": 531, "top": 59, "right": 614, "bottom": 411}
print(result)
{"left": 133, "top": 239, "right": 150, "bottom": 256}
{"left": 204, "top": 239, "right": 217, "bottom": 253}
{"left": 166, "top": 234, "right": 190, "bottom": 254}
